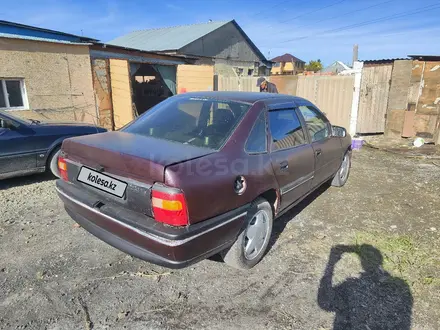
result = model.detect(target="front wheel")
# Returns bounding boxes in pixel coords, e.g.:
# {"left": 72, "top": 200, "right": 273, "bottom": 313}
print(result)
{"left": 331, "top": 151, "right": 351, "bottom": 187}
{"left": 221, "top": 198, "right": 273, "bottom": 270}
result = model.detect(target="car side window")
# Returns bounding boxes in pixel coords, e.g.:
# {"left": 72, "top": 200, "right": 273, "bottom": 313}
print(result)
{"left": 268, "top": 109, "right": 307, "bottom": 151}
{"left": 298, "top": 105, "right": 330, "bottom": 142}
{"left": 245, "top": 112, "right": 267, "bottom": 154}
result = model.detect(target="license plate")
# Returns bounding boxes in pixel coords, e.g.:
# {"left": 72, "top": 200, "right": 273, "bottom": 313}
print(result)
{"left": 77, "top": 167, "right": 127, "bottom": 198}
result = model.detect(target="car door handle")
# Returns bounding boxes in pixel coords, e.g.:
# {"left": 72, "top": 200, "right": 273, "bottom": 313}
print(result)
{"left": 315, "top": 149, "right": 322, "bottom": 157}
{"left": 280, "top": 161, "right": 289, "bottom": 170}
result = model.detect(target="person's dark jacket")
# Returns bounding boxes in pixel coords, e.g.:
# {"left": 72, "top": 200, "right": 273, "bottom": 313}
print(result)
{"left": 260, "top": 81, "right": 278, "bottom": 93}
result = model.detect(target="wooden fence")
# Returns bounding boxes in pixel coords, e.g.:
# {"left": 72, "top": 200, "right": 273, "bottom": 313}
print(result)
{"left": 357, "top": 64, "right": 393, "bottom": 133}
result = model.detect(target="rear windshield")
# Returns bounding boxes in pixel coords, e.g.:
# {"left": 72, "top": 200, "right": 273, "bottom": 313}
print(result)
{"left": 124, "top": 97, "right": 251, "bottom": 150}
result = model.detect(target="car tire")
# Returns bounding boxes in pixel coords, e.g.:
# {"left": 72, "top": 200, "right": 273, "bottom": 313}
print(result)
{"left": 47, "top": 146, "right": 61, "bottom": 178}
{"left": 331, "top": 150, "right": 351, "bottom": 187}
{"left": 221, "top": 198, "right": 273, "bottom": 270}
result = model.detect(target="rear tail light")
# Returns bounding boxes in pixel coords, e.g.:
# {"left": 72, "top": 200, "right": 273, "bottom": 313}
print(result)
{"left": 58, "top": 156, "right": 68, "bottom": 181}
{"left": 151, "top": 185, "right": 188, "bottom": 227}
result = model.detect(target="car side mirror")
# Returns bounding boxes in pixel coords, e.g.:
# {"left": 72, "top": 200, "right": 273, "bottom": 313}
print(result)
{"left": 0, "top": 119, "right": 14, "bottom": 130}
{"left": 332, "top": 125, "right": 346, "bottom": 137}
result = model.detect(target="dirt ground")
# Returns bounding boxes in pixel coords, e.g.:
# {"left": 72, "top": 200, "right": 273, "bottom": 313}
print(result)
{"left": 1, "top": 148, "right": 439, "bottom": 330}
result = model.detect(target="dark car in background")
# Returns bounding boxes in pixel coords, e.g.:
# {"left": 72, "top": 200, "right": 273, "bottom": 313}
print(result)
{"left": 0, "top": 110, "right": 106, "bottom": 180}
{"left": 56, "top": 92, "right": 351, "bottom": 270}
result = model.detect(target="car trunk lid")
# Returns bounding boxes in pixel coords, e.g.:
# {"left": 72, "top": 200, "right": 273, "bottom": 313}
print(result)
{"left": 62, "top": 131, "right": 214, "bottom": 182}
{"left": 61, "top": 131, "right": 214, "bottom": 216}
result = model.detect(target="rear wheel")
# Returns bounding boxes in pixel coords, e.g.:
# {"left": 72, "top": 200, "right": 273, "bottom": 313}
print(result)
{"left": 331, "top": 151, "right": 351, "bottom": 187}
{"left": 47, "top": 147, "right": 61, "bottom": 178}
{"left": 222, "top": 198, "right": 273, "bottom": 270}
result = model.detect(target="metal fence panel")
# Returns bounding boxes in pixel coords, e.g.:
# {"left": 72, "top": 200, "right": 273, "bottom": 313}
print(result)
{"left": 217, "top": 76, "right": 259, "bottom": 92}
{"left": 297, "top": 76, "right": 354, "bottom": 130}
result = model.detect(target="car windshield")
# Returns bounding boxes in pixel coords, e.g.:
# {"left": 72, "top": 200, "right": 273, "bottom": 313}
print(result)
{"left": 123, "top": 96, "right": 251, "bottom": 150}
{"left": 0, "top": 110, "right": 33, "bottom": 125}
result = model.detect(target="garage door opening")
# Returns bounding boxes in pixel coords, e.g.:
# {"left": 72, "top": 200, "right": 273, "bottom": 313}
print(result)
{"left": 130, "top": 63, "right": 176, "bottom": 115}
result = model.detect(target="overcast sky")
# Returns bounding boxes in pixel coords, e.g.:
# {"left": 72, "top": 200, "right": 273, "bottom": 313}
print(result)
{"left": 2, "top": 0, "right": 440, "bottom": 66}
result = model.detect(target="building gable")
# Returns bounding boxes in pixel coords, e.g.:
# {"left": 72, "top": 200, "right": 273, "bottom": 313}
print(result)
{"left": 178, "top": 21, "right": 262, "bottom": 63}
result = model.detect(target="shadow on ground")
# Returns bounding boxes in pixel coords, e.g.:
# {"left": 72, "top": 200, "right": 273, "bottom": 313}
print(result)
{"left": 268, "top": 182, "right": 330, "bottom": 252}
{"left": 0, "top": 172, "right": 55, "bottom": 190}
{"left": 318, "top": 244, "right": 413, "bottom": 329}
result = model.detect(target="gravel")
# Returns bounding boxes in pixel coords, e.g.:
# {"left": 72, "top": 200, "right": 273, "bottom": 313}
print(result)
{"left": 1, "top": 148, "right": 439, "bottom": 330}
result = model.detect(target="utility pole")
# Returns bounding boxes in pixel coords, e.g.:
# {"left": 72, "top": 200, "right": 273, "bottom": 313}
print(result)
{"left": 352, "top": 44, "right": 359, "bottom": 67}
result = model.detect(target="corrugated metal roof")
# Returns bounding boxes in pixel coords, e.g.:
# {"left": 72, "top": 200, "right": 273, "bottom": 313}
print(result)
{"left": 0, "top": 20, "right": 97, "bottom": 42}
{"left": 408, "top": 55, "right": 440, "bottom": 61}
{"left": 360, "top": 58, "right": 409, "bottom": 64}
{"left": 107, "top": 21, "right": 230, "bottom": 52}
{"left": 0, "top": 32, "right": 92, "bottom": 45}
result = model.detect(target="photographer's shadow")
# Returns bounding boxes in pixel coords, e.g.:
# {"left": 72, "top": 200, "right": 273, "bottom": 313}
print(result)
{"left": 318, "top": 244, "right": 413, "bottom": 330}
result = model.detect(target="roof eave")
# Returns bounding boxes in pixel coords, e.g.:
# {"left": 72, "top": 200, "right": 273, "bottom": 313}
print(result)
{"left": 0, "top": 19, "right": 98, "bottom": 42}
{"left": 92, "top": 43, "right": 200, "bottom": 60}
{"left": 408, "top": 55, "right": 440, "bottom": 61}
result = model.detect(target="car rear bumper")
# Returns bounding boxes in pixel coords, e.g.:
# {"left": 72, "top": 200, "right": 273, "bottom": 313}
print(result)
{"left": 56, "top": 180, "right": 249, "bottom": 269}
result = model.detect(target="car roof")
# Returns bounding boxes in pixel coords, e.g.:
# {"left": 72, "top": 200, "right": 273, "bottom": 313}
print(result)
{"left": 177, "top": 91, "right": 307, "bottom": 104}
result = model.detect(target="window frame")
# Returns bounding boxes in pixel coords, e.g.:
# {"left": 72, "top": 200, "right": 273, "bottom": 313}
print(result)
{"left": 297, "top": 104, "right": 332, "bottom": 143}
{"left": 0, "top": 78, "right": 29, "bottom": 111}
{"left": 267, "top": 107, "right": 309, "bottom": 153}
{"left": 244, "top": 110, "right": 268, "bottom": 155}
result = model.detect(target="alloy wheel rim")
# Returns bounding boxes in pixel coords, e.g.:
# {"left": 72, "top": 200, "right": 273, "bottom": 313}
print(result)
{"left": 243, "top": 210, "right": 270, "bottom": 260}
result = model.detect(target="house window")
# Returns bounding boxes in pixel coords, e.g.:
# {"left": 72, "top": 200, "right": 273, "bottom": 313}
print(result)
{"left": 247, "top": 69, "right": 254, "bottom": 76}
{"left": 235, "top": 68, "right": 244, "bottom": 76}
{"left": 274, "top": 62, "right": 281, "bottom": 67}
{"left": 0, "top": 79, "right": 28, "bottom": 110}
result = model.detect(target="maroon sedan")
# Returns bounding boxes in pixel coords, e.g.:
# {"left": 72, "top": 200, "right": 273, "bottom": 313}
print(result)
{"left": 56, "top": 92, "right": 351, "bottom": 270}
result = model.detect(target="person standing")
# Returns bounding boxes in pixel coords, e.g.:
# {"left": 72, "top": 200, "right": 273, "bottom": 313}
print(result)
{"left": 256, "top": 77, "right": 278, "bottom": 93}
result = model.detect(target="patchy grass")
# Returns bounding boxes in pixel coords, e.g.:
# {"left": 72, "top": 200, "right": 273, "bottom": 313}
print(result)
{"left": 354, "top": 232, "right": 440, "bottom": 291}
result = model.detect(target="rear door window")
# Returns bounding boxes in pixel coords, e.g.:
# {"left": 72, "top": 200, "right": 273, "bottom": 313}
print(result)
{"left": 298, "top": 105, "right": 330, "bottom": 142}
{"left": 245, "top": 112, "right": 267, "bottom": 154}
{"left": 124, "top": 97, "right": 250, "bottom": 150}
{"left": 268, "top": 109, "right": 307, "bottom": 151}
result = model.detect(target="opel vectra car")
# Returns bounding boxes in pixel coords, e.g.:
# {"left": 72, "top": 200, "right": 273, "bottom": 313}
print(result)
{"left": 0, "top": 110, "right": 106, "bottom": 180}
{"left": 56, "top": 92, "right": 351, "bottom": 270}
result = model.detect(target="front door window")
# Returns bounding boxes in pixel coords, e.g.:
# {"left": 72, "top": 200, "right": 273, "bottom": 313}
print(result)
{"left": 298, "top": 105, "right": 330, "bottom": 142}
{"left": 268, "top": 109, "right": 307, "bottom": 151}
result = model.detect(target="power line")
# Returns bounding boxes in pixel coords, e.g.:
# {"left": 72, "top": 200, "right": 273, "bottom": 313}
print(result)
{"left": 298, "top": 0, "right": 397, "bottom": 30}
{"left": 275, "top": 3, "right": 440, "bottom": 44}
{"left": 244, "top": 0, "right": 349, "bottom": 30}
{"left": 248, "top": 0, "right": 294, "bottom": 19}
{"left": 278, "top": 0, "right": 348, "bottom": 24}
{"left": 241, "top": 0, "right": 303, "bottom": 27}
